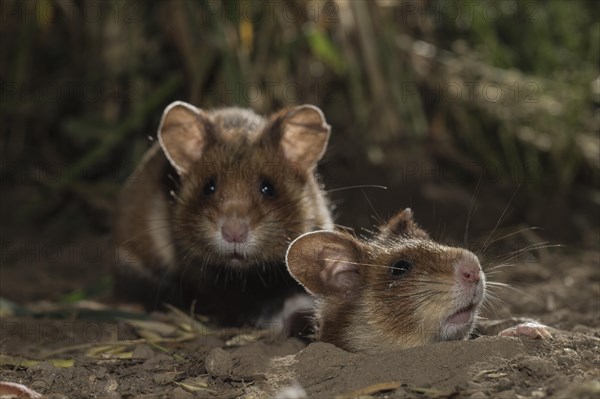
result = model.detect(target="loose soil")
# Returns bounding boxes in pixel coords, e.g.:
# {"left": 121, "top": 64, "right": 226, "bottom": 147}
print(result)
{"left": 0, "top": 237, "right": 598, "bottom": 398}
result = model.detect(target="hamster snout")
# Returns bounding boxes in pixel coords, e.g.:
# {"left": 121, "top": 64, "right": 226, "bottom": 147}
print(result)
{"left": 455, "top": 253, "right": 482, "bottom": 284}
{"left": 218, "top": 197, "right": 252, "bottom": 244}
{"left": 217, "top": 217, "right": 255, "bottom": 262}
{"left": 451, "top": 251, "right": 485, "bottom": 313}
{"left": 441, "top": 250, "right": 486, "bottom": 340}
{"left": 286, "top": 208, "right": 488, "bottom": 353}
{"left": 221, "top": 219, "right": 249, "bottom": 243}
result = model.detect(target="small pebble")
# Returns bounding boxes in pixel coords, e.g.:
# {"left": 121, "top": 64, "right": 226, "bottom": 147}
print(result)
{"left": 496, "top": 390, "right": 517, "bottom": 399}
{"left": 104, "top": 378, "right": 118, "bottom": 393}
{"left": 470, "top": 391, "right": 488, "bottom": 399}
{"left": 580, "top": 350, "right": 595, "bottom": 362}
{"left": 94, "top": 367, "right": 107, "bottom": 379}
{"left": 530, "top": 389, "right": 546, "bottom": 398}
{"left": 205, "top": 348, "right": 232, "bottom": 377}
{"left": 132, "top": 344, "right": 155, "bottom": 360}
{"left": 557, "top": 354, "right": 575, "bottom": 367}
{"left": 152, "top": 371, "right": 177, "bottom": 385}
{"left": 495, "top": 377, "right": 512, "bottom": 391}
{"left": 520, "top": 356, "right": 554, "bottom": 377}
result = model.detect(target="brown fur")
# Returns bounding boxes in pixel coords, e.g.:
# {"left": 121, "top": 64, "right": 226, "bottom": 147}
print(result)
{"left": 114, "top": 103, "right": 333, "bottom": 326}
{"left": 286, "top": 209, "right": 486, "bottom": 352}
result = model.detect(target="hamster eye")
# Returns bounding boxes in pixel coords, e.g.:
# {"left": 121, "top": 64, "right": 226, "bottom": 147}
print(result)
{"left": 203, "top": 178, "right": 217, "bottom": 196}
{"left": 260, "top": 179, "right": 275, "bottom": 197}
{"left": 390, "top": 260, "right": 412, "bottom": 277}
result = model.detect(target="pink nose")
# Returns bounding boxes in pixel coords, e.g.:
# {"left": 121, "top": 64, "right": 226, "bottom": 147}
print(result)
{"left": 456, "top": 256, "right": 481, "bottom": 284}
{"left": 221, "top": 220, "right": 249, "bottom": 243}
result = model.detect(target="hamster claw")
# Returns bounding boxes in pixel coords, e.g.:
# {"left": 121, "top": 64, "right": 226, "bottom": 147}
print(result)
{"left": 498, "top": 322, "right": 552, "bottom": 340}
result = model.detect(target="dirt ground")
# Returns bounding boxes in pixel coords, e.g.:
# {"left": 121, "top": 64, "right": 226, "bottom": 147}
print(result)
{"left": 1, "top": 142, "right": 599, "bottom": 398}
{"left": 0, "top": 233, "right": 598, "bottom": 398}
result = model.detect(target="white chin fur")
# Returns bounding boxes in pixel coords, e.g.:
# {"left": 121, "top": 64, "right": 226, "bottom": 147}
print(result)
{"left": 212, "top": 235, "right": 260, "bottom": 258}
{"left": 440, "top": 319, "right": 475, "bottom": 341}
{"left": 440, "top": 278, "right": 485, "bottom": 341}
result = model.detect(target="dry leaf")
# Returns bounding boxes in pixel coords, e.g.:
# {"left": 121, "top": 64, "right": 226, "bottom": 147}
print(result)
{"left": 175, "top": 376, "right": 214, "bottom": 393}
{"left": 336, "top": 381, "right": 402, "bottom": 399}
{"left": 126, "top": 319, "right": 178, "bottom": 337}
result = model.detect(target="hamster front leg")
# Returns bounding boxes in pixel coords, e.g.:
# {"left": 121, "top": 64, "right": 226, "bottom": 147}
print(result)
{"left": 473, "top": 317, "right": 553, "bottom": 340}
{"left": 498, "top": 321, "right": 553, "bottom": 339}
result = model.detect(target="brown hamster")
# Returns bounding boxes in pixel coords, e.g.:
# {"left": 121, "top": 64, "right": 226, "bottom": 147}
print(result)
{"left": 114, "top": 101, "right": 333, "bottom": 327}
{"left": 285, "top": 208, "right": 486, "bottom": 352}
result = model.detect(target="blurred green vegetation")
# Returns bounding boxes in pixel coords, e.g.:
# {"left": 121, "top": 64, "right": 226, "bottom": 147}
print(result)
{"left": 1, "top": 0, "right": 598, "bottom": 235}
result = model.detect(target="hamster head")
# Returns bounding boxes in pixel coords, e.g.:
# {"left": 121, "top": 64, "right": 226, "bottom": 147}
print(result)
{"left": 158, "top": 101, "right": 332, "bottom": 269}
{"left": 286, "top": 208, "right": 486, "bottom": 353}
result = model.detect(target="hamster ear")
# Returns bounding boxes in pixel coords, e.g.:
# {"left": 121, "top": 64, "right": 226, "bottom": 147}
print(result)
{"left": 277, "top": 105, "right": 331, "bottom": 170}
{"left": 379, "top": 208, "right": 430, "bottom": 239}
{"left": 286, "top": 231, "right": 362, "bottom": 298}
{"left": 158, "top": 101, "right": 210, "bottom": 175}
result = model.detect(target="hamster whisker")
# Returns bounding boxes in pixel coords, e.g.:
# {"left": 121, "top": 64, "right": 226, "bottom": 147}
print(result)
{"left": 483, "top": 270, "right": 511, "bottom": 278}
{"left": 360, "top": 227, "right": 377, "bottom": 237}
{"left": 480, "top": 226, "right": 542, "bottom": 254}
{"left": 480, "top": 289, "right": 506, "bottom": 308}
{"left": 486, "top": 280, "right": 528, "bottom": 298}
{"left": 482, "top": 241, "right": 551, "bottom": 262}
{"left": 325, "top": 184, "right": 388, "bottom": 193}
{"left": 254, "top": 266, "right": 268, "bottom": 288}
{"left": 361, "top": 284, "right": 446, "bottom": 299}
{"left": 163, "top": 244, "right": 198, "bottom": 307}
{"left": 483, "top": 262, "right": 517, "bottom": 272}
{"left": 363, "top": 279, "right": 446, "bottom": 288}
{"left": 478, "top": 299, "right": 503, "bottom": 319}
{"left": 149, "top": 263, "right": 176, "bottom": 309}
{"left": 385, "top": 296, "right": 439, "bottom": 321}
{"left": 484, "top": 243, "right": 562, "bottom": 265}
{"left": 480, "top": 186, "right": 519, "bottom": 252}
{"left": 464, "top": 178, "right": 481, "bottom": 250}
{"left": 118, "top": 223, "right": 176, "bottom": 246}
{"left": 360, "top": 188, "right": 385, "bottom": 226}
{"left": 485, "top": 281, "right": 512, "bottom": 289}
{"left": 320, "top": 259, "right": 392, "bottom": 269}
{"left": 257, "top": 193, "right": 313, "bottom": 217}
{"left": 178, "top": 239, "right": 202, "bottom": 274}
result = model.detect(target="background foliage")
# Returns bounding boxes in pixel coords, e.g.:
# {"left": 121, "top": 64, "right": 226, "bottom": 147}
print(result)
{"left": 1, "top": 0, "right": 598, "bottom": 245}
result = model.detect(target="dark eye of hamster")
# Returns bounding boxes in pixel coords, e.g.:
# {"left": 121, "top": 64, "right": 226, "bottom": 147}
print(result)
{"left": 390, "top": 260, "right": 412, "bottom": 277}
{"left": 260, "top": 179, "right": 275, "bottom": 197}
{"left": 203, "top": 178, "right": 217, "bottom": 196}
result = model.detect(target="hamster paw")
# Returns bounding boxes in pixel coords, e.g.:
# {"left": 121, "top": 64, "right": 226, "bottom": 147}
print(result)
{"left": 498, "top": 321, "right": 552, "bottom": 339}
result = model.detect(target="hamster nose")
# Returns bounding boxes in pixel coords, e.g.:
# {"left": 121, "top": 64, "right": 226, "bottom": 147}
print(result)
{"left": 455, "top": 255, "right": 481, "bottom": 284}
{"left": 221, "top": 220, "right": 249, "bottom": 243}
